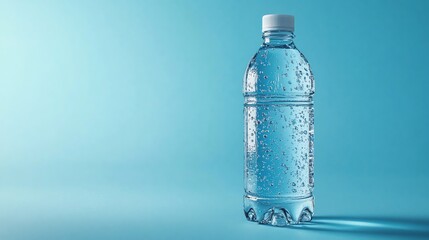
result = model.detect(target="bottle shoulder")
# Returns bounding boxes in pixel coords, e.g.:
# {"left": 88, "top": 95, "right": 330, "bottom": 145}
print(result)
{"left": 243, "top": 45, "right": 314, "bottom": 96}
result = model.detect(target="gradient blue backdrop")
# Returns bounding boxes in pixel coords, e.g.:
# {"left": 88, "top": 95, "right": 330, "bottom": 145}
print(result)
{"left": 1, "top": 0, "right": 429, "bottom": 239}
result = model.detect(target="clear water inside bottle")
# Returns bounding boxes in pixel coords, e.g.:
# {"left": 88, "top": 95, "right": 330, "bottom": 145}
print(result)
{"left": 243, "top": 32, "right": 315, "bottom": 226}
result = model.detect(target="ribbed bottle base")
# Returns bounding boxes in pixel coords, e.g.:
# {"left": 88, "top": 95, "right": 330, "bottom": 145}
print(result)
{"left": 244, "top": 195, "right": 314, "bottom": 226}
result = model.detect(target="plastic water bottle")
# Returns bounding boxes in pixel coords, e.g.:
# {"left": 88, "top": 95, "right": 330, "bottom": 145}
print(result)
{"left": 243, "top": 14, "right": 315, "bottom": 226}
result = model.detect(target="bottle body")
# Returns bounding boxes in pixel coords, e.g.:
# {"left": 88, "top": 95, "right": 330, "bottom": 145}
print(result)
{"left": 243, "top": 30, "right": 315, "bottom": 226}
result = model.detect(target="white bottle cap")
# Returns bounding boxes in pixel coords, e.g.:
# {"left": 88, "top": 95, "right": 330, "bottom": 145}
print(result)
{"left": 262, "top": 14, "right": 294, "bottom": 32}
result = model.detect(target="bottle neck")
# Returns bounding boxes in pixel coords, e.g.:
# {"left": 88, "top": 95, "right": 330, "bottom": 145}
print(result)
{"left": 262, "top": 30, "right": 295, "bottom": 46}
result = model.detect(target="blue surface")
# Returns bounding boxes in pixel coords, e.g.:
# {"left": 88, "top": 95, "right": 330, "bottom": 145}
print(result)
{"left": 1, "top": 0, "right": 429, "bottom": 239}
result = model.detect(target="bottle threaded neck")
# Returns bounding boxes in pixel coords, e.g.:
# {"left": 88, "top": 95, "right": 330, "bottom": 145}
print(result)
{"left": 263, "top": 30, "right": 295, "bottom": 46}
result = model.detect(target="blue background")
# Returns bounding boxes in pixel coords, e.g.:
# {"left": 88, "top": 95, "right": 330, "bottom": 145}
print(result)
{"left": 1, "top": 0, "right": 429, "bottom": 239}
